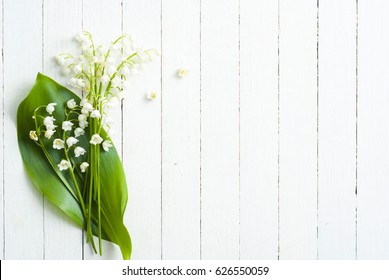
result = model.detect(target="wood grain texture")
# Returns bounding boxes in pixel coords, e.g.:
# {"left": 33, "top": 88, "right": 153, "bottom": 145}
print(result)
{"left": 240, "top": 0, "right": 279, "bottom": 260}
{"left": 0, "top": 0, "right": 3, "bottom": 260}
{"left": 4, "top": 0, "right": 44, "bottom": 259}
{"left": 358, "top": 0, "right": 389, "bottom": 259}
{"left": 279, "top": 0, "right": 318, "bottom": 259}
{"left": 317, "top": 0, "right": 357, "bottom": 260}
{"left": 82, "top": 0, "right": 123, "bottom": 259}
{"left": 200, "top": 0, "right": 240, "bottom": 260}
{"left": 161, "top": 0, "right": 201, "bottom": 260}
{"left": 43, "top": 0, "right": 83, "bottom": 260}
{"left": 122, "top": 0, "right": 162, "bottom": 260}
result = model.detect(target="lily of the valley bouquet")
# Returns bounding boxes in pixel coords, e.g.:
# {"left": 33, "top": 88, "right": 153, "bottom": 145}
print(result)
{"left": 17, "top": 32, "right": 157, "bottom": 259}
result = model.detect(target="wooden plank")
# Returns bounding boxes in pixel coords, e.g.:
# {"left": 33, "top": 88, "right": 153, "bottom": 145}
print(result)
{"left": 122, "top": 0, "right": 162, "bottom": 260}
{"left": 240, "top": 0, "right": 279, "bottom": 260}
{"left": 43, "top": 0, "right": 83, "bottom": 259}
{"left": 358, "top": 0, "right": 389, "bottom": 259}
{"left": 201, "top": 0, "right": 240, "bottom": 259}
{"left": 317, "top": 0, "right": 357, "bottom": 260}
{"left": 3, "top": 0, "right": 44, "bottom": 259}
{"left": 82, "top": 0, "right": 123, "bottom": 259}
{"left": 161, "top": 0, "right": 201, "bottom": 260}
{"left": 0, "top": 0, "right": 3, "bottom": 260}
{"left": 279, "top": 0, "right": 318, "bottom": 259}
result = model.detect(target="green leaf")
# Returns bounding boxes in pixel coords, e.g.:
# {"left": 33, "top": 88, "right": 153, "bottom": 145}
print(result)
{"left": 17, "top": 73, "right": 131, "bottom": 259}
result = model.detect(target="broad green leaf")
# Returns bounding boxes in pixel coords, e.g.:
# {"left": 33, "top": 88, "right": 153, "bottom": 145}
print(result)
{"left": 17, "top": 73, "right": 131, "bottom": 259}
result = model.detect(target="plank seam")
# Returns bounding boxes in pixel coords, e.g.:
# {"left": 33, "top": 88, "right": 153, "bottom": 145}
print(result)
{"left": 238, "top": 0, "right": 241, "bottom": 261}
{"left": 277, "top": 0, "right": 280, "bottom": 260}
{"left": 355, "top": 0, "right": 359, "bottom": 260}
{"left": 41, "top": 0, "right": 45, "bottom": 260}
{"left": 199, "top": 0, "right": 202, "bottom": 261}
{"left": 160, "top": 0, "right": 163, "bottom": 260}
{"left": 1, "top": 0, "right": 4, "bottom": 261}
{"left": 316, "top": 0, "right": 319, "bottom": 261}
{"left": 81, "top": 0, "right": 85, "bottom": 260}
{"left": 121, "top": 0, "right": 124, "bottom": 162}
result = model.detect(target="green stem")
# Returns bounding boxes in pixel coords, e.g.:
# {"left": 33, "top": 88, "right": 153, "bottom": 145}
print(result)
{"left": 62, "top": 133, "right": 88, "bottom": 221}
{"left": 97, "top": 144, "right": 102, "bottom": 255}
{"left": 33, "top": 112, "right": 78, "bottom": 200}
{"left": 104, "top": 52, "right": 138, "bottom": 97}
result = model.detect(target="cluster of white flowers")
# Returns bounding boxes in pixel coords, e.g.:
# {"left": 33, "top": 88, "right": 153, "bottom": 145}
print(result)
{"left": 29, "top": 98, "right": 116, "bottom": 173}
{"left": 29, "top": 31, "right": 158, "bottom": 175}
{"left": 56, "top": 31, "right": 158, "bottom": 104}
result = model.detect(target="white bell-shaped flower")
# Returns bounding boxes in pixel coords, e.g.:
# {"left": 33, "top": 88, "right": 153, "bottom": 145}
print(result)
{"left": 80, "top": 162, "right": 89, "bottom": 173}
{"left": 46, "top": 103, "right": 57, "bottom": 114}
{"left": 45, "top": 129, "right": 56, "bottom": 139}
{"left": 66, "top": 137, "right": 79, "bottom": 147}
{"left": 53, "top": 139, "right": 65, "bottom": 150}
{"left": 58, "top": 160, "right": 71, "bottom": 171}
{"left": 74, "top": 147, "right": 86, "bottom": 157}
{"left": 62, "top": 121, "right": 74, "bottom": 131}
{"left": 29, "top": 131, "right": 38, "bottom": 141}
{"left": 67, "top": 99, "right": 77, "bottom": 109}
{"left": 74, "top": 127, "right": 85, "bottom": 137}
{"left": 90, "top": 134, "right": 103, "bottom": 145}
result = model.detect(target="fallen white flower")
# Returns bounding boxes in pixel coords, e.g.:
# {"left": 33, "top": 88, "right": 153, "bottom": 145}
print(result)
{"left": 177, "top": 68, "right": 189, "bottom": 78}
{"left": 146, "top": 91, "right": 157, "bottom": 101}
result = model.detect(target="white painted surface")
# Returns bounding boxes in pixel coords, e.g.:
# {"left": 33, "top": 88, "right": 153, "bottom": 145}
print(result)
{"left": 240, "top": 0, "right": 279, "bottom": 260}
{"left": 358, "top": 0, "right": 389, "bottom": 259}
{"left": 4, "top": 0, "right": 44, "bottom": 259}
{"left": 161, "top": 0, "right": 201, "bottom": 260}
{"left": 201, "top": 0, "right": 240, "bottom": 260}
{"left": 317, "top": 0, "right": 357, "bottom": 259}
{"left": 2, "top": 0, "right": 389, "bottom": 260}
{"left": 279, "top": 0, "right": 318, "bottom": 259}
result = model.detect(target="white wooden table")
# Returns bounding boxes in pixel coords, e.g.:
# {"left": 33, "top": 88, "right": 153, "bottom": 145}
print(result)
{"left": 1, "top": 0, "right": 388, "bottom": 260}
